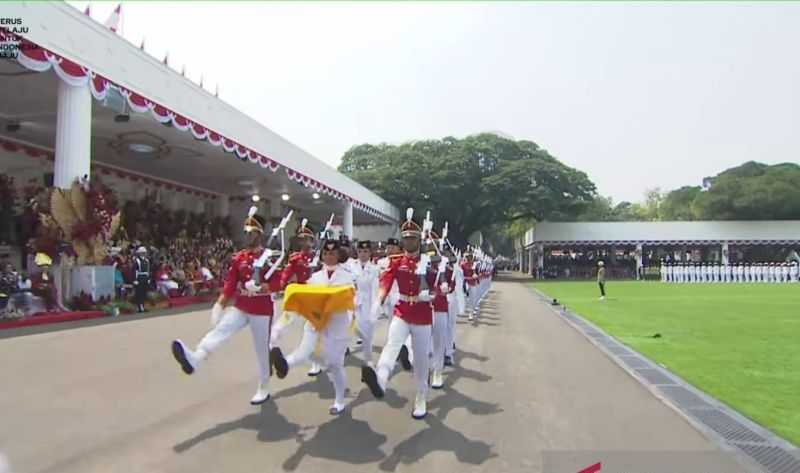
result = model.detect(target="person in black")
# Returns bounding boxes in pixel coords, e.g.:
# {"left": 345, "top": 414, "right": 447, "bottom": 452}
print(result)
{"left": 133, "top": 246, "right": 151, "bottom": 313}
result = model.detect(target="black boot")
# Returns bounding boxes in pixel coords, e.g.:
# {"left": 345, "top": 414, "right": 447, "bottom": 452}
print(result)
{"left": 398, "top": 345, "right": 412, "bottom": 371}
{"left": 270, "top": 347, "right": 289, "bottom": 379}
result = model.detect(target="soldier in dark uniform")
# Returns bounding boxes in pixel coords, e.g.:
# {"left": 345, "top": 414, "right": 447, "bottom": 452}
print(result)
{"left": 133, "top": 247, "right": 151, "bottom": 313}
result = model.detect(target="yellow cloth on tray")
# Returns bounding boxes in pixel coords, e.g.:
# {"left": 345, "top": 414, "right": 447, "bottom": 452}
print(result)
{"left": 283, "top": 283, "right": 355, "bottom": 331}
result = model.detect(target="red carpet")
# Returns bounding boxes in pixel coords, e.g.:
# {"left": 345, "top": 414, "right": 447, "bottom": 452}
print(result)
{"left": 168, "top": 294, "right": 215, "bottom": 308}
{"left": 0, "top": 310, "right": 107, "bottom": 330}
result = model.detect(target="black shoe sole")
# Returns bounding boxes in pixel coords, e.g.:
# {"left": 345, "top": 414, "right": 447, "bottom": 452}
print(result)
{"left": 444, "top": 357, "right": 453, "bottom": 366}
{"left": 171, "top": 341, "right": 194, "bottom": 375}
{"left": 250, "top": 394, "right": 271, "bottom": 406}
{"left": 412, "top": 411, "right": 427, "bottom": 420}
{"left": 362, "top": 366, "right": 384, "bottom": 398}
{"left": 307, "top": 370, "right": 322, "bottom": 377}
{"left": 270, "top": 347, "right": 288, "bottom": 379}
{"left": 398, "top": 345, "right": 412, "bottom": 371}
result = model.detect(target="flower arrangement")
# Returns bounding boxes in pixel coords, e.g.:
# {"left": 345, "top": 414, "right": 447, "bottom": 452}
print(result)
{"left": 69, "top": 291, "right": 112, "bottom": 311}
{"left": 43, "top": 177, "right": 121, "bottom": 265}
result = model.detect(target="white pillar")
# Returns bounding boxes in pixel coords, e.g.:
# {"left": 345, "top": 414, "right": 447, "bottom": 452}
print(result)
{"left": 218, "top": 195, "right": 230, "bottom": 217}
{"left": 343, "top": 201, "right": 354, "bottom": 238}
{"left": 54, "top": 81, "right": 92, "bottom": 189}
{"left": 636, "top": 243, "right": 644, "bottom": 280}
{"left": 537, "top": 244, "right": 544, "bottom": 277}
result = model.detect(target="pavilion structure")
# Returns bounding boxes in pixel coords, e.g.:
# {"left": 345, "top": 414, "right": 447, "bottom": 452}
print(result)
{"left": 517, "top": 221, "right": 800, "bottom": 279}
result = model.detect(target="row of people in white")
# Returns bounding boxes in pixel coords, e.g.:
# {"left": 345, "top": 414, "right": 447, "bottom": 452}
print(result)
{"left": 660, "top": 262, "right": 800, "bottom": 283}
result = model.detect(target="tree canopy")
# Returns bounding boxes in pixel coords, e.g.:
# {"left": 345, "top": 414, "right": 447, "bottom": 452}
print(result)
{"left": 339, "top": 134, "right": 596, "bottom": 247}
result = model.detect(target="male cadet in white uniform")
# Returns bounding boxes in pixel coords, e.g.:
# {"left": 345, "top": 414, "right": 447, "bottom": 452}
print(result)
{"left": 791, "top": 262, "right": 799, "bottom": 283}
{"left": 714, "top": 262, "right": 721, "bottom": 283}
{"left": 769, "top": 263, "right": 777, "bottom": 283}
{"left": 725, "top": 262, "right": 733, "bottom": 283}
{"left": 660, "top": 261, "right": 666, "bottom": 282}
{"left": 352, "top": 240, "right": 380, "bottom": 366}
{"left": 781, "top": 262, "right": 790, "bottom": 283}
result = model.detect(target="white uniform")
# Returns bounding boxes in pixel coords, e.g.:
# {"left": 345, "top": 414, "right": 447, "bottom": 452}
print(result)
{"left": 352, "top": 259, "right": 380, "bottom": 364}
{"left": 284, "top": 266, "right": 354, "bottom": 412}
{"left": 660, "top": 264, "right": 666, "bottom": 282}
{"left": 790, "top": 263, "right": 799, "bottom": 282}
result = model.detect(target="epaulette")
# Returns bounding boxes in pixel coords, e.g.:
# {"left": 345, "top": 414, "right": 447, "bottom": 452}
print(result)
{"left": 388, "top": 254, "right": 403, "bottom": 259}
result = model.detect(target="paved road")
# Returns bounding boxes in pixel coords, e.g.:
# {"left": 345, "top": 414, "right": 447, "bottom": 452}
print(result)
{"left": 0, "top": 276, "right": 744, "bottom": 473}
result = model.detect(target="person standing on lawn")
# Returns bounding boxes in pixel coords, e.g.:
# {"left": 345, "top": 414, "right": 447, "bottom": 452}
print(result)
{"left": 597, "top": 261, "right": 606, "bottom": 301}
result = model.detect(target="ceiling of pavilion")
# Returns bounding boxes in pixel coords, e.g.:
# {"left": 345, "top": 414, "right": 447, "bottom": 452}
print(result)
{"left": 0, "top": 58, "right": 387, "bottom": 226}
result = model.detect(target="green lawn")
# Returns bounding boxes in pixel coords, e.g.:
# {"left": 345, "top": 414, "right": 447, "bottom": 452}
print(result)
{"left": 532, "top": 281, "right": 800, "bottom": 446}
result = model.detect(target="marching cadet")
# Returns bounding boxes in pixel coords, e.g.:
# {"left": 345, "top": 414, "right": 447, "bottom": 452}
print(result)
{"left": 427, "top": 234, "right": 454, "bottom": 389}
{"left": 714, "top": 262, "right": 721, "bottom": 283}
{"left": 271, "top": 239, "right": 355, "bottom": 415}
{"left": 378, "top": 238, "right": 402, "bottom": 319}
{"left": 725, "top": 262, "right": 733, "bottom": 283}
{"left": 132, "top": 246, "right": 151, "bottom": 313}
{"left": 781, "top": 262, "right": 790, "bottom": 283}
{"left": 743, "top": 262, "right": 751, "bottom": 283}
{"left": 462, "top": 250, "right": 479, "bottom": 320}
{"left": 272, "top": 221, "right": 318, "bottom": 374}
{"left": 170, "top": 207, "right": 279, "bottom": 405}
{"left": 769, "top": 262, "right": 777, "bottom": 283}
{"left": 735, "top": 262, "right": 743, "bottom": 283}
{"left": 362, "top": 209, "right": 437, "bottom": 420}
{"left": 445, "top": 250, "right": 459, "bottom": 365}
{"left": 660, "top": 261, "right": 666, "bottom": 282}
{"left": 352, "top": 240, "right": 380, "bottom": 366}
{"left": 790, "top": 261, "right": 799, "bottom": 283}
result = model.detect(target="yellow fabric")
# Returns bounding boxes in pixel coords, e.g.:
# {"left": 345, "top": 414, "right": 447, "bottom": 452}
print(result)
{"left": 35, "top": 253, "right": 52, "bottom": 267}
{"left": 283, "top": 283, "right": 355, "bottom": 331}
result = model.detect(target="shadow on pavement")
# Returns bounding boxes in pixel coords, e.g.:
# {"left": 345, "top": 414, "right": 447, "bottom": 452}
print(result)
{"left": 281, "top": 391, "right": 389, "bottom": 471}
{"left": 377, "top": 414, "right": 499, "bottom": 472}
{"left": 173, "top": 402, "right": 302, "bottom": 453}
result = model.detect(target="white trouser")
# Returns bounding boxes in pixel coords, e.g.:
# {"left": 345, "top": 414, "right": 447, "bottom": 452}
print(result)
{"left": 285, "top": 313, "right": 351, "bottom": 406}
{"left": 270, "top": 306, "right": 300, "bottom": 346}
{"left": 355, "top": 303, "right": 375, "bottom": 364}
{"left": 376, "top": 317, "right": 432, "bottom": 397}
{"left": 446, "top": 295, "right": 457, "bottom": 356}
{"left": 466, "top": 285, "right": 479, "bottom": 313}
{"left": 431, "top": 312, "right": 449, "bottom": 372}
{"left": 196, "top": 308, "right": 272, "bottom": 384}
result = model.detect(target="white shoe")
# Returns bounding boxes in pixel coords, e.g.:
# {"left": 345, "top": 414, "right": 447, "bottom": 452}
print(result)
{"left": 171, "top": 340, "right": 202, "bottom": 375}
{"left": 412, "top": 394, "right": 427, "bottom": 419}
{"left": 599, "top": 296, "right": 605, "bottom": 301}
{"left": 329, "top": 401, "right": 346, "bottom": 415}
{"left": 250, "top": 382, "right": 271, "bottom": 405}
{"left": 431, "top": 370, "right": 444, "bottom": 389}
{"left": 307, "top": 362, "right": 322, "bottom": 377}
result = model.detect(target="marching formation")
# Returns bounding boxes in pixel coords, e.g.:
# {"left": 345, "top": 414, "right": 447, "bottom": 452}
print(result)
{"left": 660, "top": 261, "right": 800, "bottom": 284}
{"left": 170, "top": 205, "right": 494, "bottom": 420}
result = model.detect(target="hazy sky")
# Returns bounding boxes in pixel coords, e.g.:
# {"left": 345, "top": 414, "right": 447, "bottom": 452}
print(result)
{"left": 73, "top": 2, "right": 799, "bottom": 203}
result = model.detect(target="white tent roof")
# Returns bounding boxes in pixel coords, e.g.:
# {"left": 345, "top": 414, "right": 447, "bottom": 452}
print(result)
{"left": 528, "top": 221, "right": 800, "bottom": 246}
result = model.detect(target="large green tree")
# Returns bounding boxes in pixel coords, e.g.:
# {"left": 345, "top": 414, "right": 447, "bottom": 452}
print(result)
{"left": 339, "top": 134, "right": 597, "bottom": 248}
{"left": 692, "top": 162, "right": 800, "bottom": 220}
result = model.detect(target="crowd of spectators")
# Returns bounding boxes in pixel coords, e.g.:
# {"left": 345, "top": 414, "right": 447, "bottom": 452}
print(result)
{"left": 111, "top": 235, "right": 235, "bottom": 300}
{"left": 538, "top": 253, "right": 638, "bottom": 280}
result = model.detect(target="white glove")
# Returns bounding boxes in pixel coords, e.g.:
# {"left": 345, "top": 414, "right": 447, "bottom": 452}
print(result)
{"left": 244, "top": 280, "right": 261, "bottom": 295}
{"left": 418, "top": 290, "right": 431, "bottom": 302}
{"left": 440, "top": 282, "right": 450, "bottom": 293}
{"left": 210, "top": 302, "right": 223, "bottom": 327}
{"left": 254, "top": 248, "right": 273, "bottom": 268}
